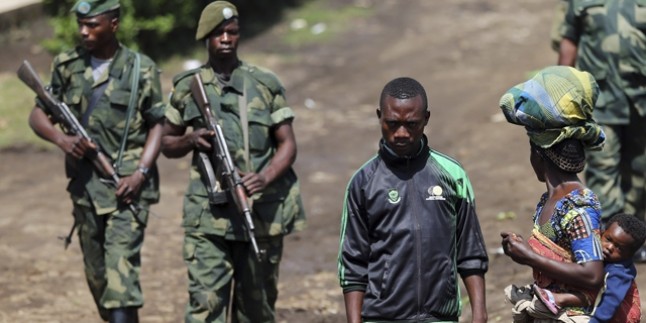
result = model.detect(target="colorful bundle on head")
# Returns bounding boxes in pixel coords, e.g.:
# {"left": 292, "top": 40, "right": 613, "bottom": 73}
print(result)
{"left": 499, "top": 65, "right": 605, "bottom": 151}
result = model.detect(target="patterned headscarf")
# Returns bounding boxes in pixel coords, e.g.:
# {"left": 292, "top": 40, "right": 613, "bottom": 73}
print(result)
{"left": 499, "top": 66, "right": 605, "bottom": 150}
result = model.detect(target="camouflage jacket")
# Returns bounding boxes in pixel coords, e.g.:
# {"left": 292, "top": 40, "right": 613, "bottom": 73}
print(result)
{"left": 166, "top": 62, "right": 306, "bottom": 239}
{"left": 38, "top": 45, "right": 165, "bottom": 214}
{"left": 562, "top": 0, "right": 646, "bottom": 124}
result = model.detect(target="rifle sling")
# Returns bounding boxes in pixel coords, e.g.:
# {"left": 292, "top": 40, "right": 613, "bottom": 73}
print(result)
{"left": 238, "top": 80, "right": 251, "bottom": 172}
{"left": 197, "top": 152, "right": 228, "bottom": 205}
{"left": 237, "top": 80, "right": 254, "bottom": 210}
{"left": 114, "top": 53, "right": 141, "bottom": 173}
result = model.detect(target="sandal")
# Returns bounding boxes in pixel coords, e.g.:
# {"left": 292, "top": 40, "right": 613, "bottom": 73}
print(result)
{"left": 533, "top": 284, "right": 561, "bottom": 315}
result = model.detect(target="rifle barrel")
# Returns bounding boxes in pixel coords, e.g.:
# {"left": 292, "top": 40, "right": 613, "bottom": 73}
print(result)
{"left": 17, "top": 59, "right": 141, "bottom": 216}
{"left": 190, "top": 73, "right": 261, "bottom": 260}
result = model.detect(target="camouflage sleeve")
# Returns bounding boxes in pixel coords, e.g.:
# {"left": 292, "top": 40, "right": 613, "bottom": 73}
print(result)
{"left": 247, "top": 64, "right": 295, "bottom": 125}
{"left": 164, "top": 102, "right": 184, "bottom": 126}
{"left": 165, "top": 76, "right": 192, "bottom": 127}
{"left": 270, "top": 88, "right": 295, "bottom": 125}
{"left": 561, "top": 0, "right": 580, "bottom": 43}
{"left": 139, "top": 59, "right": 166, "bottom": 125}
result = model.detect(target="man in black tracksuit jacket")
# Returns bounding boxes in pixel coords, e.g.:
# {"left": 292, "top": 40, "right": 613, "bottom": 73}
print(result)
{"left": 338, "top": 77, "right": 489, "bottom": 323}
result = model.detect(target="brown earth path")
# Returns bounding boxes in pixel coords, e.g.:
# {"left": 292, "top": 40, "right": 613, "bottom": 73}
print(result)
{"left": 1, "top": 0, "right": 645, "bottom": 322}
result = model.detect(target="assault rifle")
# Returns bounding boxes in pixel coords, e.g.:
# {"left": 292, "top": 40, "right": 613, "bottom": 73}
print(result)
{"left": 190, "top": 73, "right": 260, "bottom": 259}
{"left": 17, "top": 60, "right": 138, "bottom": 216}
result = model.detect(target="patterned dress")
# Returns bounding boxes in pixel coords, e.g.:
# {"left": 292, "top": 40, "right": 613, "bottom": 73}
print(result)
{"left": 531, "top": 188, "right": 603, "bottom": 315}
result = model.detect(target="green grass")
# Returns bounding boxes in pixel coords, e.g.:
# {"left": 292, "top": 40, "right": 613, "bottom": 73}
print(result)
{"left": 0, "top": 73, "right": 46, "bottom": 149}
{"left": 282, "top": 2, "right": 372, "bottom": 47}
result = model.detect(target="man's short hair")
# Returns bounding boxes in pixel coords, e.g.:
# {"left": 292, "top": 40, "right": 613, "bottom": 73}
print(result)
{"left": 379, "top": 77, "right": 428, "bottom": 111}
{"left": 607, "top": 213, "right": 646, "bottom": 252}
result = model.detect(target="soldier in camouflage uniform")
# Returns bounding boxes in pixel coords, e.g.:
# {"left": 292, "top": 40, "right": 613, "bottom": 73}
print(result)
{"left": 28, "top": 0, "right": 165, "bottom": 321}
{"left": 549, "top": 0, "right": 569, "bottom": 52}
{"left": 558, "top": 0, "right": 646, "bottom": 261}
{"left": 161, "top": 1, "right": 306, "bottom": 322}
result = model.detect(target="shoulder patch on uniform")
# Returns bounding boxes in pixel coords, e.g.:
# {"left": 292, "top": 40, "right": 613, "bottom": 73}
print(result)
{"left": 172, "top": 68, "right": 201, "bottom": 86}
{"left": 136, "top": 52, "right": 156, "bottom": 68}
{"left": 244, "top": 63, "right": 283, "bottom": 93}
{"left": 54, "top": 47, "right": 82, "bottom": 66}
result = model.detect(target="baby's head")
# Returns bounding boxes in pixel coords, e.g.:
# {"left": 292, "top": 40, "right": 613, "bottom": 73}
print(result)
{"left": 602, "top": 213, "right": 646, "bottom": 262}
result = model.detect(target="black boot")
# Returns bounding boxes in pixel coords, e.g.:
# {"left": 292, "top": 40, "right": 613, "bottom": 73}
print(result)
{"left": 109, "top": 307, "right": 139, "bottom": 323}
{"left": 99, "top": 307, "right": 110, "bottom": 322}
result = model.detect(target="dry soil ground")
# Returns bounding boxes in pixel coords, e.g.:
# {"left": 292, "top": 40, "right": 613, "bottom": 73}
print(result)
{"left": 1, "top": 0, "right": 645, "bottom": 322}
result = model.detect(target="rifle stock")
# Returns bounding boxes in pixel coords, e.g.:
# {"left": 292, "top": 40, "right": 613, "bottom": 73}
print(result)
{"left": 190, "top": 73, "right": 261, "bottom": 259}
{"left": 17, "top": 60, "right": 137, "bottom": 214}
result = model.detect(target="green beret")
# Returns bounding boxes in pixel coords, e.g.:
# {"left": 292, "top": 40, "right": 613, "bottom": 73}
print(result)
{"left": 195, "top": 1, "right": 238, "bottom": 41}
{"left": 71, "top": 0, "right": 120, "bottom": 18}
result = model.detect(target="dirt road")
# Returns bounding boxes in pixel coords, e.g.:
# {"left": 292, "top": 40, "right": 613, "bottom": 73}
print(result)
{"left": 1, "top": 0, "right": 644, "bottom": 322}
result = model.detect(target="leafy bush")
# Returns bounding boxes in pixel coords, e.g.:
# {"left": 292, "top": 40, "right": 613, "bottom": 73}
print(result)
{"left": 42, "top": 0, "right": 308, "bottom": 60}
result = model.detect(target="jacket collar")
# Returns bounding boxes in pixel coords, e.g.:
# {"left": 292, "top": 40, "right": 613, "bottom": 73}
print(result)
{"left": 199, "top": 61, "right": 245, "bottom": 94}
{"left": 78, "top": 44, "right": 129, "bottom": 87}
{"left": 379, "top": 135, "right": 430, "bottom": 169}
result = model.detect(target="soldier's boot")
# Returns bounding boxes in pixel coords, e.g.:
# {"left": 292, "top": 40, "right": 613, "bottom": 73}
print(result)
{"left": 99, "top": 307, "right": 110, "bottom": 322}
{"left": 109, "top": 307, "right": 139, "bottom": 323}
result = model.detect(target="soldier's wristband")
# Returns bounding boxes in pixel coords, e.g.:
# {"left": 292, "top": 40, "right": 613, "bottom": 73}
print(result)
{"left": 136, "top": 165, "right": 150, "bottom": 178}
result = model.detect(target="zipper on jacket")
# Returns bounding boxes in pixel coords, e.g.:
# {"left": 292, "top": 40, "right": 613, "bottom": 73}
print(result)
{"left": 407, "top": 168, "right": 423, "bottom": 319}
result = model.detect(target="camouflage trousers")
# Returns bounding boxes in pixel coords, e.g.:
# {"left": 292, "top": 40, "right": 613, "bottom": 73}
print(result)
{"left": 183, "top": 231, "right": 283, "bottom": 323}
{"left": 584, "top": 111, "right": 646, "bottom": 221}
{"left": 73, "top": 203, "right": 148, "bottom": 320}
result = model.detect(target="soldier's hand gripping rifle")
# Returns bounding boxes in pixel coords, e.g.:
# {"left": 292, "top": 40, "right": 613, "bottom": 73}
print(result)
{"left": 17, "top": 60, "right": 138, "bottom": 216}
{"left": 190, "top": 73, "right": 260, "bottom": 259}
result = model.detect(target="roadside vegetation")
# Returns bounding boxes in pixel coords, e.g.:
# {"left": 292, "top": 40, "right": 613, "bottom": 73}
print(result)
{"left": 281, "top": 1, "right": 372, "bottom": 47}
{"left": 0, "top": 0, "right": 373, "bottom": 150}
{"left": 0, "top": 74, "right": 45, "bottom": 148}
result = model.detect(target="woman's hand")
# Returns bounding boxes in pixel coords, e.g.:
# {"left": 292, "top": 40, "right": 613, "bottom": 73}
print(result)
{"left": 500, "top": 231, "right": 535, "bottom": 265}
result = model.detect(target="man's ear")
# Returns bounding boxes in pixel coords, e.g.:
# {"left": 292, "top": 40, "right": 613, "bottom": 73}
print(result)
{"left": 376, "top": 108, "right": 381, "bottom": 119}
{"left": 111, "top": 18, "right": 119, "bottom": 33}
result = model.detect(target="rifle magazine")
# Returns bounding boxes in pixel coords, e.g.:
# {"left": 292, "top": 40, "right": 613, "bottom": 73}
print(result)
{"left": 208, "top": 191, "right": 228, "bottom": 205}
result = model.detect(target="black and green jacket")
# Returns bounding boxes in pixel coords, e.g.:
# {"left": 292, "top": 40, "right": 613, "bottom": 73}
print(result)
{"left": 338, "top": 136, "right": 488, "bottom": 322}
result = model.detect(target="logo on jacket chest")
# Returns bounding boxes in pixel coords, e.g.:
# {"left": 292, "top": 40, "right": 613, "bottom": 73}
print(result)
{"left": 387, "top": 189, "right": 401, "bottom": 204}
{"left": 386, "top": 185, "right": 446, "bottom": 204}
{"left": 426, "top": 185, "right": 446, "bottom": 201}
